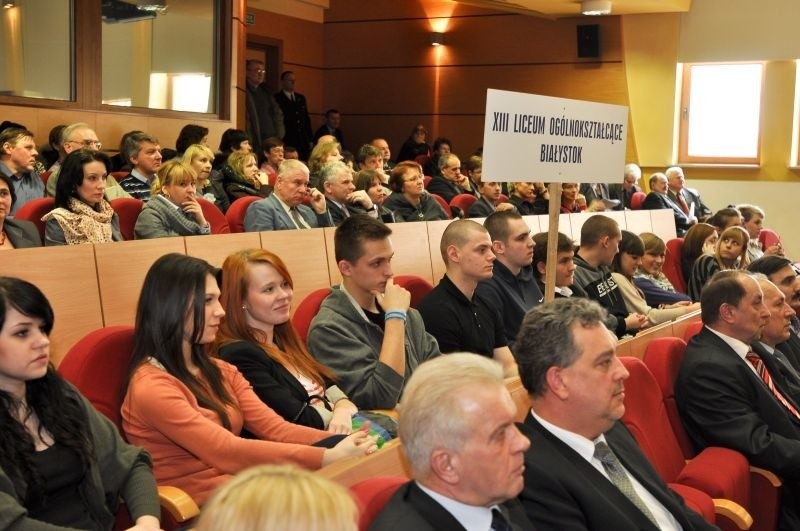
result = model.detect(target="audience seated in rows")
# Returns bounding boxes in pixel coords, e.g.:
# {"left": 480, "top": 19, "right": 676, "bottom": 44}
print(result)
{"left": 0, "top": 277, "right": 162, "bottom": 530}
{"left": 0, "top": 127, "right": 43, "bottom": 216}
{"left": 196, "top": 464, "right": 358, "bottom": 531}
{"left": 532, "top": 231, "right": 583, "bottom": 298}
{"left": 572, "top": 215, "right": 648, "bottom": 338}
{"left": 133, "top": 160, "right": 212, "bottom": 240}
{"left": 633, "top": 232, "right": 691, "bottom": 307}
{"left": 477, "top": 211, "right": 542, "bottom": 349}
{"left": 687, "top": 225, "right": 749, "bottom": 301}
{"left": 121, "top": 253, "right": 377, "bottom": 505}
{"left": 307, "top": 216, "right": 440, "bottom": 410}
{"left": 0, "top": 173, "right": 41, "bottom": 249}
{"left": 118, "top": 132, "right": 163, "bottom": 202}
{"left": 417, "top": 219, "right": 518, "bottom": 377}
{"left": 321, "top": 161, "right": 376, "bottom": 225}
{"left": 515, "top": 297, "right": 716, "bottom": 530}
{"left": 220, "top": 150, "right": 271, "bottom": 203}
{"left": 43, "top": 149, "right": 123, "bottom": 246}
{"left": 244, "top": 159, "right": 331, "bottom": 232}
{"left": 467, "top": 177, "right": 515, "bottom": 218}
{"left": 214, "top": 248, "right": 358, "bottom": 432}
{"left": 610, "top": 231, "right": 699, "bottom": 326}
{"left": 676, "top": 270, "right": 800, "bottom": 529}
{"left": 370, "top": 353, "right": 534, "bottom": 530}
{"left": 383, "top": 161, "right": 448, "bottom": 222}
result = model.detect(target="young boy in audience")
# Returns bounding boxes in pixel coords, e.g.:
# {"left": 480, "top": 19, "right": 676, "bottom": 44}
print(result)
{"left": 307, "top": 215, "right": 440, "bottom": 410}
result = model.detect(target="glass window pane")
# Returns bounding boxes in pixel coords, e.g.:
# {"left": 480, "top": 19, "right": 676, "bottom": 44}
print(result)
{"left": 687, "top": 63, "right": 762, "bottom": 159}
{"left": 0, "top": 0, "right": 72, "bottom": 100}
{"left": 101, "top": 0, "right": 216, "bottom": 113}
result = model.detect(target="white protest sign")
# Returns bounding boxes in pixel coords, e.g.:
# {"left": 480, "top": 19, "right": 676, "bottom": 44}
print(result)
{"left": 482, "top": 89, "right": 628, "bottom": 183}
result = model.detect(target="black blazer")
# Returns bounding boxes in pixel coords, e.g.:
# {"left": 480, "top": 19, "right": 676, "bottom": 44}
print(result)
{"left": 518, "top": 415, "right": 714, "bottom": 531}
{"left": 370, "top": 481, "right": 534, "bottom": 531}
{"left": 4, "top": 217, "right": 41, "bottom": 248}
{"left": 677, "top": 327, "right": 800, "bottom": 527}
{"left": 217, "top": 340, "right": 333, "bottom": 430}
{"left": 641, "top": 192, "right": 693, "bottom": 236}
{"left": 325, "top": 198, "right": 351, "bottom": 226}
{"left": 751, "top": 341, "right": 800, "bottom": 407}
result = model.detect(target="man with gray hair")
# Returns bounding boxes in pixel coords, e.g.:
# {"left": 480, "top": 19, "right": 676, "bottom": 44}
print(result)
{"left": 608, "top": 163, "right": 643, "bottom": 210}
{"left": 320, "top": 161, "right": 376, "bottom": 225}
{"left": 45, "top": 123, "right": 130, "bottom": 200}
{"left": 515, "top": 297, "right": 715, "bottom": 530}
{"left": 425, "top": 152, "right": 476, "bottom": 204}
{"left": 666, "top": 166, "right": 712, "bottom": 222}
{"left": 244, "top": 159, "right": 331, "bottom": 231}
{"left": 118, "top": 131, "right": 163, "bottom": 201}
{"left": 370, "top": 353, "right": 533, "bottom": 530}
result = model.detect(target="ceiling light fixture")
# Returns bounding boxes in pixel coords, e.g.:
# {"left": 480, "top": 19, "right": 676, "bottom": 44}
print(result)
{"left": 581, "top": 0, "right": 611, "bottom": 15}
{"left": 430, "top": 32, "right": 444, "bottom": 46}
{"left": 3, "top": 1, "right": 15, "bottom": 8}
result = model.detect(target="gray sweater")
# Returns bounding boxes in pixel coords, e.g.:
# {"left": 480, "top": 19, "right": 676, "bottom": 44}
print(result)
{"left": 307, "top": 286, "right": 440, "bottom": 410}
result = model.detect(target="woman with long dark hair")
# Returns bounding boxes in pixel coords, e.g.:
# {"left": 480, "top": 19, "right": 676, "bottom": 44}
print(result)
{"left": 43, "top": 149, "right": 123, "bottom": 245}
{"left": 0, "top": 277, "right": 161, "bottom": 530}
{"left": 122, "top": 254, "right": 376, "bottom": 505}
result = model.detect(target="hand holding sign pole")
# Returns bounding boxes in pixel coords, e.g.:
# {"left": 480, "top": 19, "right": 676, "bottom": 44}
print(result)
{"left": 482, "top": 89, "right": 628, "bottom": 302}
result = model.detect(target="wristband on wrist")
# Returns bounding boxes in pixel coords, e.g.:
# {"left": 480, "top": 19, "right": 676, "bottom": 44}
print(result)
{"left": 384, "top": 309, "right": 407, "bottom": 322}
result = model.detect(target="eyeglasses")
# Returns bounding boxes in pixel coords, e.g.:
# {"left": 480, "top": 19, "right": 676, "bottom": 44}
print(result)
{"left": 67, "top": 139, "right": 102, "bottom": 149}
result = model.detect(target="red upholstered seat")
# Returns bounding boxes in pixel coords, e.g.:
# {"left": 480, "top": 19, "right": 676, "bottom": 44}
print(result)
{"left": 109, "top": 197, "right": 144, "bottom": 241}
{"left": 225, "top": 196, "right": 261, "bottom": 233}
{"left": 350, "top": 477, "right": 407, "bottom": 531}
{"left": 631, "top": 191, "right": 646, "bottom": 210}
{"left": 663, "top": 238, "right": 687, "bottom": 294}
{"left": 39, "top": 170, "right": 52, "bottom": 186}
{"left": 292, "top": 287, "right": 331, "bottom": 344}
{"left": 682, "top": 321, "right": 704, "bottom": 343}
{"left": 13, "top": 197, "right": 54, "bottom": 242}
{"left": 423, "top": 175, "right": 432, "bottom": 188}
{"left": 643, "top": 339, "right": 780, "bottom": 531}
{"left": 429, "top": 193, "right": 452, "bottom": 219}
{"left": 393, "top": 275, "right": 433, "bottom": 308}
{"left": 59, "top": 326, "right": 199, "bottom": 529}
{"left": 450, "top": 193, "right": 477, "bottom": 218}
{"left": 668, "top": 483, "right": 717, "bottom": 525}
{"left": 196, "top": 196, "right": 229, "bottom": 234}
{"left": 758, "top": 228, "right": 781, "bottom": 251}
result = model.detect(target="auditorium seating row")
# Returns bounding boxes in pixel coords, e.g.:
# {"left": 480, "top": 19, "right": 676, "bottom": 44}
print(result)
{"left": 0, "top": 208, "right": 677, "bottom": 365}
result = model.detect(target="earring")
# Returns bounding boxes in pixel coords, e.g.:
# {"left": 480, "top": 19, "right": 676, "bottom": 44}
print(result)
{"left": 242, "top": 306, "right": 247, "bottom": 311}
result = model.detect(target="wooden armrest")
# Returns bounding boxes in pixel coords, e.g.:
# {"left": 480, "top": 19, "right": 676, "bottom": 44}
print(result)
{"left": 712, "top": 498, "right": 753, "bottom": 530}
{"left": 749, "top": 465, "right": 782, "bottom": 487}
{"left": 157, "top": 485, "right": 200, "bottom": 523}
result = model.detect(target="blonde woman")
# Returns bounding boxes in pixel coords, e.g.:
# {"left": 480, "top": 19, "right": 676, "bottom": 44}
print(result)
{"left": 308, "top": 140, "right": 344, "bottom": 189}
{"left": 687, "top": 225, "right": 750, "bottom": 301}
{"left": 220, "top": 151, "right": 271, "bottom": 202}
{"left": 133, "top": 160, "right": 211, "bottom": 239}
{"left": 181, "top": 144, "right": 230, "bottom": 213}
{"left": 196, "top": 464, "right": 357, "bottom": 531}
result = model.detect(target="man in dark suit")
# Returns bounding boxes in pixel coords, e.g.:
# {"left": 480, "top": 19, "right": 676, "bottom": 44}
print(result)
{"left": 751, "top": 275, "right": 800, "bottom": 403}
{"left": 675, "top": 270, "right": 800, "bottom": 529}
{"left": 642, "top": 172, "right": 696, "bottom": 236}
{"left": 243, "top": 159, "right": 331, "bottom": 231}
{"left": 370, "top": 353, "right": 534, "bottom": 530}
{"left": 312, "top": 108, "right": 344, "bottom": 148}
{"left": 608, "top": 163, "right": 643, "bottom": 210}
{"left": 666, "top": 166, "right": 712, "bottom": 222}
{"left": 245, "top": 60, "right": 284, "bottom": 148}
{"left": 425, "top": 153, "right": 476, "bottom": 204}
{"left": 320, "top": 161, "right": 377, "bottom": 226}
{"left": 747, "top": 255, "right": 800, "bottom": 372}
{"left": 514, "top": 297, "right": 715, "bottom": 530}
{"left": 274, "top": 71, "right": 313, "bottom": 161}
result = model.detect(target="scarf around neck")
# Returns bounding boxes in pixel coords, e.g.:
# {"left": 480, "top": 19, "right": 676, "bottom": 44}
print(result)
{"left": 42, "top": 197, "right": 115, "bottom": 244}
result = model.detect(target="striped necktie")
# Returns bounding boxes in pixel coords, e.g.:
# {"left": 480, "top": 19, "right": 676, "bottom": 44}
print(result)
{"left": 746, "top": 350, "right": 800, "bottom": 420}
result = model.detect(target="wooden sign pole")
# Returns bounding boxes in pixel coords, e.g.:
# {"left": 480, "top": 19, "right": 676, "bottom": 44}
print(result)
{"left": 543, "top": 181, "right": 562, "bottom": 303}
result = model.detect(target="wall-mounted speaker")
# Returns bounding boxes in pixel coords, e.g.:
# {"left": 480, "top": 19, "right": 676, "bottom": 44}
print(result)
{"left": 577, "top": 24, "right": 600, "bottom": 58}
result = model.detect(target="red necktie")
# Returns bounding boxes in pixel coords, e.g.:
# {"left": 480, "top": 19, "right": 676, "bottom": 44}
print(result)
{"left": 676, "top": 191, "right": 689, "bottom": 215}
{"left": 746, "top": 350, "right": 800, "bottom": 420}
